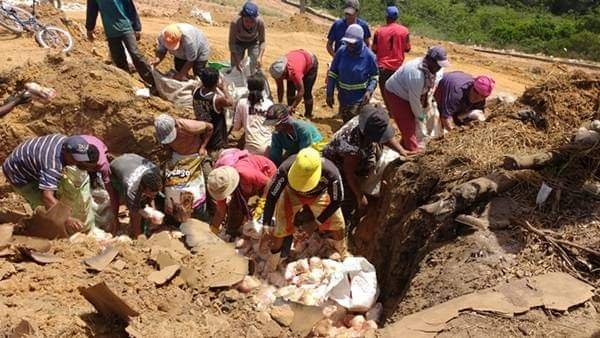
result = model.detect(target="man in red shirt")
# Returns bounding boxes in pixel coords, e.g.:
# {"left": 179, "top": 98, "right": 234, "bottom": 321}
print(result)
{"left": 269, "top": 49, "right": 318, "bottom": 118}
{"left": 372, "top": 6, "right": 411, "bottom": 107}
{"left": 207, "top": 153, "right": 276, "bottom": 236}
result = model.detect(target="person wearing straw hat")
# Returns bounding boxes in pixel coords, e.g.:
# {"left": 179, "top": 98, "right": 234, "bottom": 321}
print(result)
{"left": 152, "top": 23, "right": 211, "bottom": 81}
{"left": 263, "top": 104, "right": 323, "bottom": 166}
{"left": 323, "top": 104, "right": 409, "bottom": 222}
{"left": 229, "top": 2, "right": 266, "bottom": 74}
{"left": 261, "top": 148, "right": 347, "bottom": 268}
{"left": 269, "top": 49, "right": 318, "bottom": 118}
{"left": 384, "top": 46, "right": 450, "bottom": 152}
{"left": 434, "top": 72, "right": 496, "bottom": 131}
{"left": 207, "top": 154, "right": 276, "bottom": 235}
{"left": 326, "top": 0, "right": 371, "bottom": 57}
{"left": 326, "top": 24, "right": 378, "bottom": 123}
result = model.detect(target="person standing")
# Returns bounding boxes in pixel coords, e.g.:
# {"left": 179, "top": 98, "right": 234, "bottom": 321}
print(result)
{"left": 372, "top": 6, "right": 411, "bottom": 107}
{"left": 269, "top": 49, "right": 318, "bottom": 118}
{"left": 86, "top": 0, "right": 153, "bottom": 85}
{"left": 326, "top": 0, "right": 371, "bottom": 57}
{"left": 326, "top": 24, "right": 378, "bottom": 123}
{"left": 228, "top": 2, "right": 266, "bottom": 74}
{"left": 152, "top": 23, "right": 211, "bottom": 81}
{"left": 384, "top": 46, "right": 450, "bottom": 152}
{"left": 434, "top": 72, "right": 496, "bottom": 130}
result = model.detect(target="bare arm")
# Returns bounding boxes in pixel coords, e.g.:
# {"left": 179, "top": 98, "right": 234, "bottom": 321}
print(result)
{"left": 275, "top": 78, "right": 284, "bottom": 103}
{"left": 342, "top": 155, "right": 363, "bottom": 202}
{"left": 290, "top": 80, "right": 304, "bottom": 110}
{"left": 326, "top": 40, "right": 335, "bottom": 57}
{"left": 210, "top": 201, "right": 227, "bottom": 232}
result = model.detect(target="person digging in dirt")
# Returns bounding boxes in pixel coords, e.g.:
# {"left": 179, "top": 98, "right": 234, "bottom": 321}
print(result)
{"left": 269, "top": 49, "right": 318, "bottom": 118}
{"left": 326, "top": 24, "right": 378, "bottom": 123}
{"left": 0, "top": 90, "right": 31, "bottom": 118}
{"left": 2, "top": 135, "right": 100, "bottom": 233}
{"left": 109, "top": 154, "right": 162, "bottom": 237}
{"left": 384, "top": 45, "right": 450, "bottom": 152}
{"left": 86, "top": 0, "right": 154, "bottom": 85}
{"left": 261, "top": 147, "right": 347, "bottom": 271}
{"left": 434, "top": 72, "right": 496, "bottom": 131}
{"left": 264, "top": 104, "right": 324, "bottom": 166}
{"left": 207, "top": 153, "right": 276, "bottom": 237}
{"left": 229, "top": 2, "right": 266, "bottom": 75}
{"left": 231, "top": 75, "right": 274, "bottom": 156}
{"left": 326, "top": 0, "right": 371, "bottom": 57}
{"left": 154, "top": 114, "right": 213, "bottom": 223}
{"left": 371, "top": 6, "right": 411, "bottom": 108}
{"left": 152, "top": 23, "right": 211, "bottom": 81}
{"left": 323, "top": 104, "right": 409, "bottom": 224}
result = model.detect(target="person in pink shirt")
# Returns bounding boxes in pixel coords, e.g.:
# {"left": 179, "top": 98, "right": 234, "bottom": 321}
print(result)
{"left": 269, "top": 49, "right": 318, "bottom": 118}
{"left": 372, "top": 6, "right": 411, "bottom": 107}
{"left": 207, "top": 153, "right": 276, "bottom": 235}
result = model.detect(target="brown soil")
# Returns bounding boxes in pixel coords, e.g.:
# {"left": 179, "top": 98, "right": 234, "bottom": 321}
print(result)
{"left": 0, "top": 1, "right": 599, "bottom": 337}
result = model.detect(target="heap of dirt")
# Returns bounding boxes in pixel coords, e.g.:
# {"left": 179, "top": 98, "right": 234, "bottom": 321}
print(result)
{"left": 268, "top": 13, "right": 327, "bottom": 33}
{"left": 353, "top": 70, "right": 600, "bottom": 328}
{"left": 0, "top": 54, "right": 183, "bottom": 163}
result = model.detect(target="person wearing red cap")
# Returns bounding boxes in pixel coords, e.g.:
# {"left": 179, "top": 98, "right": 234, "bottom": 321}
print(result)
{"left": 434, "top": 72, "right": 496, "bottom": 131}
{"left": 152, "top": 23, "right": 211, "bottom": 81}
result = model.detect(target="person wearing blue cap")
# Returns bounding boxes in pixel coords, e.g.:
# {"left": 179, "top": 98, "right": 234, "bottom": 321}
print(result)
{"left": 228, "top": 2, "right": 266, "bottom": 74}
{"left": 2, "top": 134, "right": 100, "bottom": 233}
{"left": 326, "top": 0, "right": 371, "bottom": 57}
{"left": 326, "top": 24, "right": 379, "bottom": 123}
{"left": 372, "top": 6, "right": 411, "bottom": 107}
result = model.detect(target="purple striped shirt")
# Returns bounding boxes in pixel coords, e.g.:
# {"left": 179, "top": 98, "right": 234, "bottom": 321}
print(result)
{"left": 2, "top": 134, "right": 66, "bottom": 190}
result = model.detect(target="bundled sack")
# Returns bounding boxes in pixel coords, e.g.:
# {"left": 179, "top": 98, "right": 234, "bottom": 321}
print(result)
{"left": 57, "top": 166, "right": 94, "bottom": 232}
{"left": 326, "top": 257, "right": 379, "bottom": 312}
{"left": 151, "top": 68, "right": 201, "bottom": 110}
{"left": 164, "top": 153, "right": 206, "bottom": 222}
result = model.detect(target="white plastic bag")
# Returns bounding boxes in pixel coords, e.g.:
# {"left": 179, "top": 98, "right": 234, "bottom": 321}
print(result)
{"left": 91, "top": 187, "right": 114, "bottom": 231}
{"left": 151, "top": 68, "right": 201, "bottom": 110}
{"left": 326, "top": 257, "right": 378, "bottom": 312}
{"left": 362, "top": 148, "right": 400, "bottom": 196}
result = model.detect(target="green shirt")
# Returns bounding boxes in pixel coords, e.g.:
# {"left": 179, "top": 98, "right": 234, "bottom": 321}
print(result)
{"left": 86, "top": 0, "right": 141, "bottom": 38}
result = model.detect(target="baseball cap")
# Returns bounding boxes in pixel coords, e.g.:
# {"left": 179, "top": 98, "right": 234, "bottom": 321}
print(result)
{"left": 343, "top": 0, "right": 359, "bottom": 15}
{"left": 426, "top": 46, "right": 450, "bottom": 68}
{"left": 269, "top": 57, "right": 287, "bottom": 79}
{"left": 162, "top": 24, "right": 182, "bottom": 51}
{"left": 386, "top": 6, "right": 399, "bottom": 20}
{"left": 241, "top": 2, "right": 259, "bottom": 18}
{"left": 341, "top": 24, "right": 364, "bottom": 44}
{"left": 207, "top": 166, "right": 240, "bottom": 201}
{"left": 358, "top": 105, "right": 395, "bottom": 143}
{"left": 154, "top": 114, "right": 177, "bottom": 144}
{"left": 63, "top": 136, "right": 92, "bottom": 162}
{"left": 473, "top": 75, "right": 496, "bottom": 97}
{"left": 264, "top": 104, "right": 291, "bottom": 126}
{"left": 288, "top": 148, "right": 322, "bottom": 193}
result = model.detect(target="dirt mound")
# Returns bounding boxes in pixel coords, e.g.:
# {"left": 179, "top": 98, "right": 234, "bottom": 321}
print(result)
{"left": 352, "top": 70, "right": 600, "bottom": 326}
{"left": 0, "top": 54, "right": 184, "bottom": 163}
{"left": 268, "top": 13, "right": 327, "bottom": 34}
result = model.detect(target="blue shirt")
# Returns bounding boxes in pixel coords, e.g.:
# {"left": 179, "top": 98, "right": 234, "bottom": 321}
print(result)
{"left": 269, "top": 119, "right": 323, "bottom": 166}
{"left": 327, "top": 18, "right": 371, "bottom": 52}
{"left": 327, "top": 44, "right": 379, "bottom": 106}
{"left": 2, "top": 134, "right": 66, "bottom": 190}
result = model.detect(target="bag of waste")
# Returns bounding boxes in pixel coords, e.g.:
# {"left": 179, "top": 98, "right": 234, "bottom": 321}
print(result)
{"left": 57, "top": 166, "right": 94, "bottom": 232}
{"left": 91, "top": 187, "right": 114, "bottom": 231}
{"left": 326, "top": 257, "right": 378, "bottom": 312}
{"left": 361, "top": 148, "right": 400, "bottom": 197}
{"left": 164, "top": 153, "right": 205, "bottom": 222}
{"left": 151, "top": 68, "right": 200, "bottom": 110}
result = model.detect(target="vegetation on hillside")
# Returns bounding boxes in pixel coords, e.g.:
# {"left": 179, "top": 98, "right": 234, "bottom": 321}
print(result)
{"left": 312, "top": 0, "right": 600, "bottom": 62}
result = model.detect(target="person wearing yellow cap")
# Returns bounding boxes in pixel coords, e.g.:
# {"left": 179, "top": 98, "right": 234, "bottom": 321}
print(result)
{"left": 152, "top": 23, "right": 211, "bottom": 81}
{"left": 261, "top": 147, "right": 347, "bottom": 268}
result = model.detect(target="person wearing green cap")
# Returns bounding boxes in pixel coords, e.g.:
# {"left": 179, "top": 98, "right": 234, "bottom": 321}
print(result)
{"left": 261, "top": 147, "right": 347, "bottom": 269}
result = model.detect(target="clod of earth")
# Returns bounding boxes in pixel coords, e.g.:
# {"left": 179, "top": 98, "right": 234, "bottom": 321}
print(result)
{"left": 17, "top": 247, "right": 63, "bottom": 265}
{"left": 83, "top": 245, "right": 120, "bottom": 272}
{"left": 78, "top": 281, "right": 139, "bottom": 322}
{"left": 148, "top": 264, "right": 180, "bottom": 286}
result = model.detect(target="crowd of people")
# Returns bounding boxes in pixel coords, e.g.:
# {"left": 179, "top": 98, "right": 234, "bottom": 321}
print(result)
{"left": 2, "top": 0, "right": 497, "bottom": 265}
